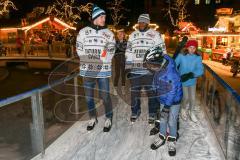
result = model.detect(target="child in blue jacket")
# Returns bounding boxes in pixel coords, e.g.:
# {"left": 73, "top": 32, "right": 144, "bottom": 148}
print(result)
{"left": 143, "top": 46, "right": 183, "bottom": 156}
{"left": 175, "top": 40, "right": 203, "bottom": 123}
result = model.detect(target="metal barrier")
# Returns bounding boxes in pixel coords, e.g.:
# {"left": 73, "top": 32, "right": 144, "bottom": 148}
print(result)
{"left": 0, "top": 62, "right": 239, "bottom": 159}
{"left": 1, "top": 43, "right": 76, "bottom": 58}
{"left": 199, "top": 64, "right": 240, "bottom": 160}
{"left": 0, "top": 71, "right": 80, "bottom": 159}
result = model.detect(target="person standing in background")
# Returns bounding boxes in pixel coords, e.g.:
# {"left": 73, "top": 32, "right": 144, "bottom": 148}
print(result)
{"left": 113, "top": 29, "right": 127, "bottom": 94}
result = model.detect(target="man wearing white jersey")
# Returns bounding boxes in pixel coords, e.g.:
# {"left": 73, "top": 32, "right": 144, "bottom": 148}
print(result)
{"left": 125, "top": 14, "right": 166, "bottom": 123}
{"left": 76, "top": 5, "right": 115, "bottom": 132}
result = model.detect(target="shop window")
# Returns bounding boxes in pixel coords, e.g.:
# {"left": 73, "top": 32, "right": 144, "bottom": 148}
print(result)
{"left": 8, "top": 32, "right": 16, "bottom": 43}
{"left": 216, "top": 36, "right": 228, "bottom": 48}
{"left": 152, "top": 0, "right": 156, "bottom": 6}
{"left": 195, "top": 0, "right": 200, "bottom": 5}
{"left": 206, "top": 0, "right": 211, "bottom": 4}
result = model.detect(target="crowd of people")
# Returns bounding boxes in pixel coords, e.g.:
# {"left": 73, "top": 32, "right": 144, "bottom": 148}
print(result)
{"left": 0, "top": 30, "right": 76, "bottom": 57}
{"left": 76, "top": 4, "right": 205, "bottom": 157}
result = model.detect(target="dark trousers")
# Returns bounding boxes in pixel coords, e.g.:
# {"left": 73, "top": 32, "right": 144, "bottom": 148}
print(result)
{"left": 114, "top": 54, "right": 125, "bottom": 86}
{"left": 129, "top": 73, "right": 159, "bottom": 118}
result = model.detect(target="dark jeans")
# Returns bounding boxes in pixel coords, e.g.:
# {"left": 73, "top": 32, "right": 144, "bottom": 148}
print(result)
{"left": 83, "top": 77, "right": 113, "bottom": 119}
{"left": 114, "top": 54, "right": 125, "bottom": 86}
{"left": 129, "top": 73, "right": 159, "bottom": 118}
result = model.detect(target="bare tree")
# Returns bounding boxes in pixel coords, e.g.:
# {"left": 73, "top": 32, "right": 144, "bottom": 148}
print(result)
{"left": 0, "top": 0, "right": 17, "bottom": 16}
{"left": 107, "top": 0, "right": 129, "bottom": 27}
{"left": 78, "top": 3, "right": 93, "bottom": 16}
{"left": 163, "top": 0, "right": 189, "bottom": 27}
{"left": 45, "top": 0, "right": 93, "bottom": 25}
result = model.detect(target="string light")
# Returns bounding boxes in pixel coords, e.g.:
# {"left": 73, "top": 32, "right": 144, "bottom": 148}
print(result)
{"left": 0, "top": 17, "right": 76, "bottom": 32}
{"left": 132, "top": 23, "right": 159, "bottom": 31}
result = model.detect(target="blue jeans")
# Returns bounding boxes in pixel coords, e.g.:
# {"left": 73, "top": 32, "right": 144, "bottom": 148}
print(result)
{"left": 83, "top": 77, "right": 113, "bottom": 119}
{"left": 129, "top": 73, "right": 159, "bottom": 118}
{"left": 159, "top": 104, "right": 180, "bottom": 138}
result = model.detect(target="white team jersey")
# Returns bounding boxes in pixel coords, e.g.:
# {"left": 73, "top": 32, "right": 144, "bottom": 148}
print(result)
{"left": 76, "top": 26, "right": 116, "bottom": 78}
{"left": 125, "top": 28, "right": 166, "bottom": 74}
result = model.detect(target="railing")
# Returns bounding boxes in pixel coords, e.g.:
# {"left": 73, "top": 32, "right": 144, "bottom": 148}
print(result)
{"left": 0, "top": 67, "right": 81, "bottom": 159}
{"left": 0, "top": 61, "right": 239, "bottom": 159}
{"left": 199, "top": 64, "right": 240, "bottom": 160}
{"left": 0, "top": 43, "right": 76, "bottom": 58}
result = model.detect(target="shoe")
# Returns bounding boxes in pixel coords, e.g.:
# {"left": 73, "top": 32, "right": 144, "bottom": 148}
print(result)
{"left": 130, "top": 110, "right": 141, "bottom": 123}
{"left": 189, "top": 110, "right": 198, "bottom": 123}
{"left": 180, "top": 108, "right": 188, "bottom": 121}
{"left": 150, "top": 121, "right": 160, "bottom": 136}
{"left": 87, "top": 118, "right": 98, "bottom": 131}
{"left": 167, "top": 136, "right": 176, "bottom": 156}
{"left": 150, "top": 134, "right": 166, "bottom": 150}
{"left": 103, "top": 118, "right": 112, "bottom": 132}
{"left": 148, "top": 116, "right": 155, "bottom": 124}
{"left": 130, "top": 115, "right": 138, "bottom": 123}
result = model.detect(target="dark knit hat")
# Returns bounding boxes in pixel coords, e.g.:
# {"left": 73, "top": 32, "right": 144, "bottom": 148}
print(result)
{"left": 138, "top": 14, "right": 150, "bottom": 24}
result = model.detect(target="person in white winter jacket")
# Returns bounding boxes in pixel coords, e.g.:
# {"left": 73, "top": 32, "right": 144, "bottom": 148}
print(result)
{"left": 76, "top": 5, "right": 115, "bottom": 132}
{"left": 125, "top": 13, "right": 167, "bottom": 123}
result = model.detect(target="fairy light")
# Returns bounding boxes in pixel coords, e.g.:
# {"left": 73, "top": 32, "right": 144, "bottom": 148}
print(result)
{"left": 0, "top": 17, "right": 76, "bottom": 33}
{"left": 132, "top": 23, "right": 159, "bottom": 31}
{"left": 196, "top": 33, "right": 240, "bottom": 37}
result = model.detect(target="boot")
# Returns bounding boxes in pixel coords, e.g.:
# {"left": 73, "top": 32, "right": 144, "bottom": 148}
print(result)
{"left": 189, "top": 109, "right": 198, "bottom": 123}
{"left": 180, "top": 108, "right": 188, "bottom": 121}
{"left": 150, "top": 121, "right": 160, "bottom": 136}
{"left": 103, "top": 118, "right": 112, "bottom": 132}
{"left": 150, "top": 134, "right": 166, "bottom": 150}
{"left": 167, "top": 136, "right": 177, "bottom": 156}
{"left": 87, "top": 118, "right": 98, "bottom": 131}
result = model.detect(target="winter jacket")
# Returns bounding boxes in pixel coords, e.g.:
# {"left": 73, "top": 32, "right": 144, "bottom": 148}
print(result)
{"left": 76, "top": 25, "right": 116, "bottom": 78}
{"left": 125, "top": 28, "right": 166, "bottom": 75}
{"left": 115, "top": 39, "right": 127, "bottom": 56}
{"left": 153, "top": 54, "right": 183, "bottom": 107}
{"left": 175, "top": 53, "right": 204, "bottom": 87}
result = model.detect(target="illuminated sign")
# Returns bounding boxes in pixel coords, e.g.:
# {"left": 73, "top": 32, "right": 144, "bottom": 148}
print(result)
{"left": 216, "top": 8, "right": 233, "bottom": 15}
{"left": 208, "top": 27, "right": 226, "bottom": 32}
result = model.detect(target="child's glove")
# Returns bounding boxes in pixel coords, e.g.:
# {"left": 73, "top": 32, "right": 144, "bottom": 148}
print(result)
{"left": 181, "top": 72, "right": 194, "bottom": 82}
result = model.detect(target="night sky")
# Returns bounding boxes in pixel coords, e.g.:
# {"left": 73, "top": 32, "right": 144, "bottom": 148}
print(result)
{"left": 1, "top": 0, "right": 240, "bottom": 32}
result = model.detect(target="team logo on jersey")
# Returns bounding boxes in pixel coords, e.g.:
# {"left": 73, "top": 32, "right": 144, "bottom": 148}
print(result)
{"left": 146, "top": 32, "right": 155, "bottom": 38}
{"left": 102, "top": 32, "right": 110, "bottom": 39}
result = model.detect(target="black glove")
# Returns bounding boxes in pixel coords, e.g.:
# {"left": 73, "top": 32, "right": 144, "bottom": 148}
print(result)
{"left": 160, "top": 106, "right": 170, "bottom": 121}
{"left": 181, "top": 72, "right": 194, "bottom": 82}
